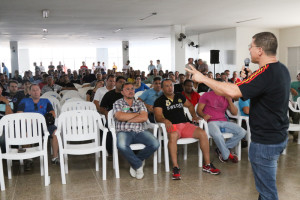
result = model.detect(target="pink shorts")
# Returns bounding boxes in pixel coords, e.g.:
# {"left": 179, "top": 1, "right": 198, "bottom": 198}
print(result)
{"left": 173, "top": 123, "right": 198, "bottom": 138}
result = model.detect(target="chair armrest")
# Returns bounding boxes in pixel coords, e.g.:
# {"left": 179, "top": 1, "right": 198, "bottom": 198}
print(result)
{"left": 147, "top": 123, "right": 158, "bottom": 138}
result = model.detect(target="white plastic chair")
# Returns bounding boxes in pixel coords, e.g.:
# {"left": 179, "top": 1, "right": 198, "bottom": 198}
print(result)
{"left": 226, "top": 101, "right": 251, "bottom": 153}
{"left": 157, "top": 121, "right": 204, "bottom": 172}
{"left": 43, "top": 96, "right": 61, "bottom": 118}
{"left": 0, "top": 113, "right": 50, "bottom": 191}
{"left": 42, "top": 91, "right": 61, "bottom": 101}
{"left": 78, "top": 87, "right": 93, "bottom": 99}
{"left": 108, "top": 110, "right": 158, "bottom": 176}
{"left": 134, "top": 91, "right": 144, "bottom": 100}
{"left": 56, "top": 110, "right": 108, "bottom": 184}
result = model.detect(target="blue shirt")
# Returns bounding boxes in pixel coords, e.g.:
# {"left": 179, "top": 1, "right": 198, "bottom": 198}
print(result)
{"left": 135, "top": 83, "right": 150, "bottom": 93}
{"left": 17, "top": 98, "right": 54, "bottom": 115}
{"left": 3, "top": 66, "right": 9, "bottom": 78}
{"left": 239, "top": 98, "right": 250, "bottom": 116}
{"left": 139, "top": 88, "right": 162, "bottom": 106}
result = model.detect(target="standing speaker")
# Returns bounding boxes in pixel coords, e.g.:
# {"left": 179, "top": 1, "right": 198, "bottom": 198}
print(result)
{"left": 210, "top": 50, "right": 220, "bottom": 64}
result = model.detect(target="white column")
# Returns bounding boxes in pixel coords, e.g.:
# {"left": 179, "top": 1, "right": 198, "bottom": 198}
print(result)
{"left": 18, "top": 49, "right": 30, "bottom": 75}
{"left": 122, "top": 41, "right": 129, "bottom": 66}
{"left": 170, "top": 25, "right": 186, "bottom": 73}
{"left": 10, "top": 41, "right": 19, "bottom": 77}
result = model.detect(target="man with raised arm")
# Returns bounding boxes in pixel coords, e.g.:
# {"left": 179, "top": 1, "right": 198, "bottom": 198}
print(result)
{"left": 186, "top": 32, "right": 290, "bottom": 200}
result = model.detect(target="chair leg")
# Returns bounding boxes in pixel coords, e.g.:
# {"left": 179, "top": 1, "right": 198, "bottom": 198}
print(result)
{"left": 40, "top": 156, "right": 44, "bottom": 176}
{"left": 44, "top": 154, "right": 50, "bottom": 186}
{"left": 282, "top": 148, "right": 287, "bottom": 155}
{"left": 102, "top": 150, "right": 106, "bottom": 180}
{"left": 20, "top": 159, "right": 24, "bottom": 166}
{"left": 183, "top": 144, "right": 187, "bottom": 160}
{"left": 7, "top": 160, "right": 12, "bottom": 179}
{"left": 153, "top": 150, "right": 158, "bottom": 175}
{"left": 95, "top": 153, "right": 99, "bottom": 171}
{"left": 237, "top": 141, "right": 241, "bottom": 161}
{"left": 113, "top": 145, "right": 120, "bottom": 179}
{"left": 198, "top": 142, "right": 203, "bottom": 167}
{"left": 164, "top": 139, "right": 169, "bottom": 172}
{"left": 59, "top": 153, "right": 66, "bottom": 184}
{"left": 64, "top": 154, "right": 68, "bottom": 174}
{"left": 158, "top": 129, "right": 162, "bottom": 163}
{"left": 0, "top": 159, "right": 5, "bottom": 191}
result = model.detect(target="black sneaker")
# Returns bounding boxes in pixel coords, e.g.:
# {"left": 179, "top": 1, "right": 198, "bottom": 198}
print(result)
{"left": 215, "top": 148, "right": 227, "bottom": 163}
{"left": 172, "top": 167, "right": 181, "bottom": 180}
{"left": 51, "top": 157, "right": 60, "bottom": 165}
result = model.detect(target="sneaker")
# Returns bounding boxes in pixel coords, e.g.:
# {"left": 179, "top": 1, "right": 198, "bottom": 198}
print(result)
{"left": 129, "top": 167, "right": 136, "bottom": 178}
{"left": 51, "top": 157, "right": 60, "bottom": 165}
{"left": 203, "top": 163, "right": 221, "bottom": 175}
{"left": 215, "top": 148, "right": 227, "bottom": 163}
{"left": 136, "top": 162, "right": 145, "bottom": 180}
{"left": 228, "top": 153, "right": 238, "bottom": 163}
{"left": 172, "top": 167, "right": 181, "bottom": 180}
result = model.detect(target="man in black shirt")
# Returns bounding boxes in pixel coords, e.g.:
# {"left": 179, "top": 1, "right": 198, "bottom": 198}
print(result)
{"left": 154, "top": 79, "right": 220, "bottom": 180}
{"left": 82, "top": 69, "right": 96, "bottom": 83}
{"left": 59, "top": 75, "right": 77, "bottom": 90}
{"left": 5, "top": 80, "right": 25, "bottom": 113}
{"left": 100, "top": 76, "right": 126, "bottom": 156}
{"left": 186, "top": 32, "right": 290, "bottom": 200}
{"left": 174, "top": 74, "right": 186, "bottom": 93}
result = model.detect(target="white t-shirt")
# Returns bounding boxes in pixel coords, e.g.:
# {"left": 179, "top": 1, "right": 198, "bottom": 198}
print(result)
{"left": 122, "top": 65, "right": 130, "bottom": 72}
{"left": 40, "top": 66, "right": 45, "bottom": 72}
{"left": 93, "top": 86, "right": 114, "bottom": 105}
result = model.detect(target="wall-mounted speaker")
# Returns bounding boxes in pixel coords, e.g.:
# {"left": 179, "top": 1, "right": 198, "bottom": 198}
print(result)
{"left": 210, "top": 50, "right": 220, "bottom": 64}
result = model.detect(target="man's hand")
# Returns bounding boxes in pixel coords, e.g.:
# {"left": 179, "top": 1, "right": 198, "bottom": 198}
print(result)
{"left": 241, "top": 66, "right": 252, "bottom": 79}
{"left": 192, "top": 116, "right": 202, "bottom": 123}
{"left": 203, "top": 114, "right": 211, "bottom": 122}
{"left": 164, "top": 119, "right": 174, "bottom": 133}
{"left": 0, "top": 96, "right": 9, "bottom": 105}
{"left": 185, "top": 65, "right": 206, "bottom": 83}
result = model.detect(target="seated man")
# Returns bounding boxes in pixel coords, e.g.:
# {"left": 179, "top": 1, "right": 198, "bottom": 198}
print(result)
{"left": 17, "top": 84, "right": 60, "bottom": 167}
{"left": 154, "top": 79, "right": 220, "bottom": 180}
{"left": 113, "top": 82, "right": 160, "bottom": 180}
{"left": 5, "top": 80, "right": 25, "bottom": 113}
{"left": 174, "top": 74, "right": 186, "bottom": 93}
{"left": 197, "top": 90, "right": 246, "bottom": 163}
{"left": 182, "top": 79, "right": 200, "bottom": 107}
{"left": 138, "top": 77, "right": 163, "bottom": 123}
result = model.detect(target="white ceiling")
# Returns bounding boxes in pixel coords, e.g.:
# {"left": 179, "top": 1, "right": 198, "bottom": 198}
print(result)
{"left": 1, "top": 0, "right": 300, "bottom": 48}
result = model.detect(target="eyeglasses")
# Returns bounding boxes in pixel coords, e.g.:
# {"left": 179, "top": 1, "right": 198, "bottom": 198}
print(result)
{"left": 248, "top": 44, "right": 260, "bottom": 49}
{"left": 34, "top": 104, "right": 38, "bottom": 111}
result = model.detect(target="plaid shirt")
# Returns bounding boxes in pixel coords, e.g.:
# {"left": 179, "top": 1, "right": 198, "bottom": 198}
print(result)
{"left": 113, "top": 98, "right": 147, "bottom": 133}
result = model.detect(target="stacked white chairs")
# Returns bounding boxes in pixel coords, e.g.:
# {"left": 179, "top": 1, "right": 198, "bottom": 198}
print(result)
{"left": 288, "top": 101, "right": 300, "bottom": 144}
{"left": 134, "top": 91, "right": 144, "bottom": 100}
{"left": 107, "top": 110, "right": 158, "bottom": 176}
{"left": 56, "top": 110, "right": 108, "bottom": 184}
{"left": 78, "top": 87, "right": 93, "bottom": 100}
{"left": 44, "top": 96, "right": 61, "bottom": 119}
{"left": 0, "top": 113, "right": 50, "bottom": 191}
{"left": 157, "top": 107, "right": 205, "bottom": 172}
{"left": 60, "top": 91, "right": 82, "bottom": 105}
{"left": 42, "top": 91, "right": 61, "bottom": 101}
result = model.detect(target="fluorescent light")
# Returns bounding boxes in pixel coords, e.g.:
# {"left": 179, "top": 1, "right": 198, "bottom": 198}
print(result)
{"left": 42, "top": 29, "right": 48, "bottom": 33}
{"left": 113, "top": 28, "right": 122, "bottom": 33}
{"left": 98, "top": 37, "right": 104, "bottom": 40}
{"left": 42, "top": 37, "right": 47, "bottom": 40}
{"left": 42, "top": 10, "right": 50, "bottom": 18}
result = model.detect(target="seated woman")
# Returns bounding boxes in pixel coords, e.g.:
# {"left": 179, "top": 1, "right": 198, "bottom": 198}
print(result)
{"left": 86, "top": 80, "right": 104, "bottom": 102}
{"left": 134, "top": 75, "right": 150, "bottom": 93}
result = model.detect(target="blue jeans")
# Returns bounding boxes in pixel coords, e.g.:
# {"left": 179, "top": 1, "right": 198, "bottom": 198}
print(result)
{"left": 208, "top": 121, "right": 246, "bottom": 159}
{"left": 249, "top": 138, "right": 288, "bottom": 200}
{"left": 117, "top": 130, "right": 160, "bottom": 169}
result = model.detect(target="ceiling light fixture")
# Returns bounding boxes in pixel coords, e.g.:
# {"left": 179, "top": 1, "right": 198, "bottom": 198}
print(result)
{"left": 42, "top": 28, "right": 48, "bottom": 33}
{"left": 42, "top": 37, "right": 47, "bottom": 40}
{"left": 236, "top": 17, "right": 261, "bottom": 24}
{"left": 42, "top": 9, "right": 50, "bottom": 18}
{"left": 140, "top": 12, "right": 157, "bottom": 21}
{"left": 113, "top": 28, "right": 123, "bottom": 33}
{"left": 98, "top": 37, "right": 104, "bottom": 40}
{"left": 153, "top": 36, "right": 167, "bottom": 40}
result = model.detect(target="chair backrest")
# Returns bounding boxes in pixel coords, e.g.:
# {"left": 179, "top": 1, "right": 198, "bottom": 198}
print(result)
{"left": 135, "top": 91, "right": 144, "bottom": 99}
{"left": 44, "top": 96, "right": 61, "bottom": 117}
{"left": 57, "top": 110, "right": 103, "bottom": 143}
{"left": 62, "top": 90, "right": 81, "bottom": 99}
{"left": 61, "top": 101, "right": 96, "bottom": 112}
{"left": 78, "top": 87, "right": 93, "bottom": 99}
{"left": 42, "top": 91, "right": 61, "bottom": 101}
{"left": 0, "top": 113, "right": 48, "bottom": 148}
{"left": 108, "top": 110, "right": 115, "bottom": 128}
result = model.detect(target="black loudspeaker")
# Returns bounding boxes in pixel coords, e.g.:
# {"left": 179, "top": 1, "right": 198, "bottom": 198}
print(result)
{"left": 210, "top": 50, "right": 220, "bottom": 64}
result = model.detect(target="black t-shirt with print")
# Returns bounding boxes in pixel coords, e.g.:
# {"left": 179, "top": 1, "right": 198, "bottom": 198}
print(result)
{"left": 154, "top": 93, "right": 187, "bottom": 124}
{"left": 238, "top": 62, "right": 290, "bottom": 144}
{"left": 100, "top": 89, "right": 123, "bottom": 112}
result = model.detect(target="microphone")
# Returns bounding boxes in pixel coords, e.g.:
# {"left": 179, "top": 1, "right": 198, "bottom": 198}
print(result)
{"left": 244, "top": 58, "right": 250, "bottom": 67}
